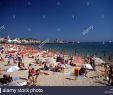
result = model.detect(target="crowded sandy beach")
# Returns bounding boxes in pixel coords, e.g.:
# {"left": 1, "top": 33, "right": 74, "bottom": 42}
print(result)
{"left": 0, "top": 43, "right": 113, "bottom": 86}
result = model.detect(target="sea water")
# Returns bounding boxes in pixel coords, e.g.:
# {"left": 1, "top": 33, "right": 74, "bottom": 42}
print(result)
{"left": 33, "top": 42, "right": 113, "bottom": 59}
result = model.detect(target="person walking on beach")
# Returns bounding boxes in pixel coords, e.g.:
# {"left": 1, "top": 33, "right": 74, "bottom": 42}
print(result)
{"left": 108, "top": 55, "right": 112, "bottom": 61}
{"left": 18, "top": 56, "right": 22, "bottom": 63}
{"left": 8, "top": 54, "right": 13, "bottom": 64}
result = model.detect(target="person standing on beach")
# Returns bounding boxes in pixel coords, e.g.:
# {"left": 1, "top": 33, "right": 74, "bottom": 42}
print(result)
{"left": 18, "top": 56, "right": 22, "bottom": 63}
{"left": 7, "top": 54, "right": 11, "bottom": 65}
{"left": 108, "top": 55, "right": 112, "bottom": 61}
{"left": 108, "top": 65, "right": 113, "bottom": 85}
{"left": 92, "top": 57, "right": 96, "bottom": 71}
{"left": 89, "top": 56, "right": 93, "bottom": 66}
{"left": 18, "top": 56, "right": 22, "bottom": 67}
{"left": 74, "top": 49, "right": 77, "bottom": 56}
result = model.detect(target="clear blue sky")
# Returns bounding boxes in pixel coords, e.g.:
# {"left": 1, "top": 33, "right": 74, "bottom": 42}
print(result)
{"left": 0, "top": 0, "right": 113, "bottom": 42}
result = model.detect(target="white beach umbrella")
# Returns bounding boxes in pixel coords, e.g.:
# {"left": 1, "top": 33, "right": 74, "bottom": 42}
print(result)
{"left": 94, "top": 57, "right": 105, "bottom": 64}
{"left": 81, "top": 64, "right": 93, "bottom": 70}
{"left": 7, "top": 66, "right": 20, "bottom": 72}
{"left": 85, "top": 64, "right": 93, "bottom": 69}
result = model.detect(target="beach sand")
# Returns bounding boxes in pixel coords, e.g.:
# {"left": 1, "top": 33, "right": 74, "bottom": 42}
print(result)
{"left": 0, "top": 54, "right": 105, "bottom": 86}
{"left": 0, "top": 52, "right": 106, "bottom": 86}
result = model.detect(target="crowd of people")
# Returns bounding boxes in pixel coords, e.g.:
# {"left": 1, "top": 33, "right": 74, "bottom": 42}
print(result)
{"left": 0, "top": 44, "right": 113, "bottom": 86}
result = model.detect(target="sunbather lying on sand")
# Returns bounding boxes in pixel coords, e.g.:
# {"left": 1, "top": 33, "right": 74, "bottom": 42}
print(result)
{"left": 18, "top": 63, "right": 27, "bottom": 70}
{"left": 0, "top": 74, "right": 13, "bottom": 84}
{"left": 28, "top": 67, "right": 49, "bottom": 86}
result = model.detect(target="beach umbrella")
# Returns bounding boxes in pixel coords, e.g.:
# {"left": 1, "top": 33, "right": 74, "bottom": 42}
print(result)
{"left": 94, "top": 57, "right": 105, "bottom": 64}
{"left": 75, "top": 57, "right": 82, "bottom": 64}
{"left": 7, "top": 66, "right": 20, "bottom": 72}
{"left": 81, "top": 64, "right": 93, "bottom": 70}
{"left": 20, "top": 51, "right": 26, "bottom": 55}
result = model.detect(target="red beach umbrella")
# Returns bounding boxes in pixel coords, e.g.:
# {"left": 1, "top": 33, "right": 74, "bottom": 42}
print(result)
{"left": 20, "top": 51, "right": 26, "bottom": 55}
{"left": 75, "top": 57, "right": 82, "bottom": 63}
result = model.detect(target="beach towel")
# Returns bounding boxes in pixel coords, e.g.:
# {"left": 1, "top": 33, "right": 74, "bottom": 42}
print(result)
{"left": 60, "top": 64, "right": 65, "bottom": 68}
{"left": 12, "top": 77, "right": 20, "bottom": 81}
